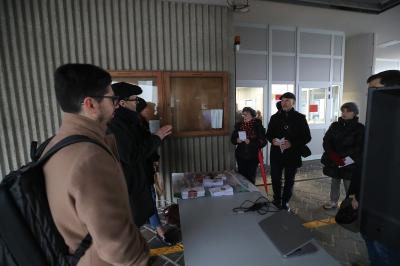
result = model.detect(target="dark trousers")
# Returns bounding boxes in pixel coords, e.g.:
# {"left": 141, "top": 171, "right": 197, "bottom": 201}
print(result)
{"left": 271, "top": 163, "right": 297, "bottom": 205}
{"left": 236, "top": 157, "right": 259, "bottom": 184}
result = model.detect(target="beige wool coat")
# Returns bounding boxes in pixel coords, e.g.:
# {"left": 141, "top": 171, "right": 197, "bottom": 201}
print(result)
{"left": 43, "top": 113, "right": 149, "bottom": 266}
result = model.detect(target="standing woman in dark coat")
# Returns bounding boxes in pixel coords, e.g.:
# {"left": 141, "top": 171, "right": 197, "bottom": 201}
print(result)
{"left": 231, "top": 107, "right": 267, "bottom": 184}
{"left": 266, "top": 92, "right": 311, "bottom": 210}
{"left": 321, "top": 102, "right": 364, "bottom": 209}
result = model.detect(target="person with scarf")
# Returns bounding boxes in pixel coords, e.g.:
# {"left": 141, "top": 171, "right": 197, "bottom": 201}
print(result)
{"left": 231, "top": 107, "right": 267, "bottom": 184}
{"left": 321, "top": 102, "right": 364, "bottom": 210}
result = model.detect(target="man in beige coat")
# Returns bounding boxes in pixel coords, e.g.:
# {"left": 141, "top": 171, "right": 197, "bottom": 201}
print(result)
{"left": 43, "top": 64, "right": 149, "bottom": 266}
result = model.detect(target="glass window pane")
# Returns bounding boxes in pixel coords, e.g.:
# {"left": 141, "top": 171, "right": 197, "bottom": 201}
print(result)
{"left": 300, "top": 87, "right": 327, "bottom": 124}
{"left": 171, "top": 77, "right": 225, "bottom": 132}
{"left": 237, "top": 54, "right": 268, "bottom": 80}
{"left": 334, "top": 35, "right": 343, "bottom": 56}
{"left": 236, "top": 87, "right": 263, "bottom": 123}
{"left": 300, "top": 32, "right": 331, "bottom": 55}
{"left": 271, "top": 84, "right": 294, "bottom": 115}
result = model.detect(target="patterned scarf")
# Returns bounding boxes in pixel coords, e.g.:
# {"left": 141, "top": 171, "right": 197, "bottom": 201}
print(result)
{"left": 239, "top": 119, "right": 256, "bottom": 139}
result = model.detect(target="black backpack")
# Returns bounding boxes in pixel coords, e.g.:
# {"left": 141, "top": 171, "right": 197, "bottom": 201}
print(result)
{"left": 0, "top": 135, "right": 112, "bottom": 266}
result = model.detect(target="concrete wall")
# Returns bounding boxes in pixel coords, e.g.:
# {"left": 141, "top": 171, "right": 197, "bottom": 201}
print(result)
{"left": 343, "top": 33, "right": 375, "bottom": 123}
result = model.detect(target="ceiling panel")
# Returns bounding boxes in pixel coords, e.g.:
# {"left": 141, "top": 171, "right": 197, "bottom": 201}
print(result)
{"left": 260, "top": 0, "right": 400, "bottom": 14}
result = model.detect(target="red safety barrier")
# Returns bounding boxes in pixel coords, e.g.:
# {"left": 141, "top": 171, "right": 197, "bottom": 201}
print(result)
{"left": 258, "top": 149, "right": 268, "bottom": 194}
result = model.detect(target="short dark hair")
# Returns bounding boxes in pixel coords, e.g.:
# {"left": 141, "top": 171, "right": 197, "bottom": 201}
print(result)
{"left": 242, "top": 107, "right": 256, "bottom": 118}
{"left": 54, "top": 64, "right": 111, "bottom": 113}
{"left": 280, "top": 92, "right": 296, "bottom": 101}
{"left": 367, "top": 70, "right": 400, "bottom": 87}
{"left": 341, "top": 102, "right": 359, "bottom": 116}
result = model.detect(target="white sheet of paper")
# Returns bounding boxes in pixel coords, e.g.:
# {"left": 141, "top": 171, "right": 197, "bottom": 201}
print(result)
{"left": 275, "top": 137, "right": 285, "bottom": 153}
{"left": 210, "top": 109, "right": 223, "bottom": 129}
{"left": 238, "top": 131, "right": 247, "bottom": 141}
{"left": 149, "top": 120, "right": 160, "bottom": 134}
{"left": 339, "top": 156, "right": 355, "bottom": 168}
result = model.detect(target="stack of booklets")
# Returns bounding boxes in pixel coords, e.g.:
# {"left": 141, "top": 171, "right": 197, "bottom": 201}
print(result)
{"left": 203, "top": 177, "right": 224, "bottom": 188}
{"left": 209, "top": 184, "right": 234, "bottom": 197}
{"left": 181, "top": 186, "right": 206, "bottom": 199}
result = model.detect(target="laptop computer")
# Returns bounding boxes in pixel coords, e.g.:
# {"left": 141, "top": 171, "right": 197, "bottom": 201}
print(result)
{"left": 258, "top": 211, "right": 314, "bottom": 257}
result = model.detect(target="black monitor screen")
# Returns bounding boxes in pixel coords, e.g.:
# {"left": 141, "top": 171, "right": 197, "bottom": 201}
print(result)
{"left": 360, "top": 87, "right": 400, "bottom": 247}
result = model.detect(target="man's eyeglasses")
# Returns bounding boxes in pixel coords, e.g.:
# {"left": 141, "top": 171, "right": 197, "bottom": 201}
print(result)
{"left": 123, "top": 98, "right": 139, "bottom": 102}
{"left": 88, "top": 95, "right": 120, "bottom": 106}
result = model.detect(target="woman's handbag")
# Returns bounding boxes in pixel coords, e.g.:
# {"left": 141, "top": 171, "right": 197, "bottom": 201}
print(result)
{"left": 335, "top": 197, "right": 359, "bottom": 232}
{"left": 335, "top": 197, "right": 358, "bottom": 224}
{"left": 163, "top": 204, "right": 180, "bottom": 227}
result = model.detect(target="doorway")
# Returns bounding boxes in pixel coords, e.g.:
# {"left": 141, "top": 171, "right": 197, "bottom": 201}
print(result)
{"left": 235, "top": 85, "right": 267, "bottom": 164}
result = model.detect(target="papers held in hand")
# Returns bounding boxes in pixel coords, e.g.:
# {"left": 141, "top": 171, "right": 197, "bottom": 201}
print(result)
{"left": 338, "top": 156, "right": 355, "bottom": 168}
{"left": 274, "top": 137, "right": 285, "bottom": 153}
{"left": 238, "top": 131, "right": 247, "bottom": 141}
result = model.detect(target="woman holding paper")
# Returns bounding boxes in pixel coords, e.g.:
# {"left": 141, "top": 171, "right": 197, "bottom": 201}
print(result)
{"left": 321, "top": 102, "right": 365, "bottom": 210}
{"left": 231, "top": 107, "right": 267, "bottom": 184}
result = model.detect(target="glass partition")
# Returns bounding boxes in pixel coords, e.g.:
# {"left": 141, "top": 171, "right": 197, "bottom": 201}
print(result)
{"left": 300, "top": 87, "right": 327, "bottom": 124}
{"left": 271, "top": 84, "right": 294, "bottom": 115}
{"left": 164, "top": 72, "right": 229, "bottom": 137}
{"left": 236, "top": 87, "right": 263, "bottom": 123}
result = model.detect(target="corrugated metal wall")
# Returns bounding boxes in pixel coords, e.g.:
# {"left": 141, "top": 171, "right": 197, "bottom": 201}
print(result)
{"left": 0, "top": 0, "right": 235, "bottom": 200}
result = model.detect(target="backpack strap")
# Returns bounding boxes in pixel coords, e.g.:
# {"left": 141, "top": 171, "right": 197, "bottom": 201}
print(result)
{"left": 30, "top": 136, "right": 54, "bottom": 161}
{"left": 37, "top": 135, "right": 112, "bottom": 263}
{"left": 37, "top": 135, "right": 112, "bottom": 165}
{"left": 69, "top": 233, "right": 92, "bottom": 265}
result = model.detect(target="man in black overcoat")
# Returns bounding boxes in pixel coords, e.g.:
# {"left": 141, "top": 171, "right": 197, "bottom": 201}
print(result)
{"left": 266, "top": 92, "right": 311, "bottom": 210}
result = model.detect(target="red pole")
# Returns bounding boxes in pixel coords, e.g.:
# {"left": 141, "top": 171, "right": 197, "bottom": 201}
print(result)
{"left": 258, "top": 149, "right": 268, "bottom": 194}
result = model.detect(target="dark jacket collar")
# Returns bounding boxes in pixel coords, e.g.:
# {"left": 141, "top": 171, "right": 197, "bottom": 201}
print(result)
{"left": 114, "top": 107, "right": 140, "bottom": 125}
{"left": 281, "top": 107, "right": 295, "bottom": 117}
{"left": 338, "top": 116, "right": 359, "bottom": 126}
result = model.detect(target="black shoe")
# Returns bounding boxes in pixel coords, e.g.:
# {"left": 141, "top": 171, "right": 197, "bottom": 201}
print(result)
{"left": 156, "top": 233, "right": 173, "bottom": 246}
{"left": 281, "top": 202, "right": 290, "bottom": 212}
{"left": 164, "top": 228, "right": 181, "bottom": 245}
{"left": 272, "top": 199, "right": 282, "bottom": 209}
{"left": 156, "top": 228, "right": 181, "bottom": 246}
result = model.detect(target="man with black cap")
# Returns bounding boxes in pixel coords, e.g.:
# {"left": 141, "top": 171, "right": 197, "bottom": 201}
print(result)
{"left": 108, "top": 82, "right": 172, "bottom": 231}
{"left": 266, "top": 92, "right": 311, "bottom": 210}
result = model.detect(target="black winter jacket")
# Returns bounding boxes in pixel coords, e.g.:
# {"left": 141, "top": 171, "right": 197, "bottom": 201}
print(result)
{"left": 321, "top": 117, "right": 365, "bottom": 180}
{"left": 139, "top": 118, "right": 160, "bottom": 185}
{"left": 108, "top": 107, "right": 161, "bottom": 226}
{"left": 231, "top": 118, "right": 266, "bottom": 160}
{"left": 266, "top": 108, "right": 311, "bottom": 168}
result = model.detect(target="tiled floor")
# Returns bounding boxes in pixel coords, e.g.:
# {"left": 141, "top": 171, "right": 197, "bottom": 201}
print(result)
{"left": 143, "top": 160, "right": 369, "bottom": 266}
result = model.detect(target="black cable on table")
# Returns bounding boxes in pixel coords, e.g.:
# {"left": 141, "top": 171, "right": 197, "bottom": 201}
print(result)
{"left": 232, "top": 196, "right": 280, "bottom": 215}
